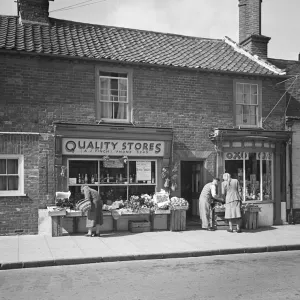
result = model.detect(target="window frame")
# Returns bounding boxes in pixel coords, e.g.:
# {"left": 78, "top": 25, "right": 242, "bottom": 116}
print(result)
{"left": 233, "top": 79, "right": 262, "bottom": 128}
{"left": 95, "top": 66, "right": 133, "bottom": 123}
{"left": 67, "top": 157, "right": 157, "bottom": 201}
{"left": 0, "top": 155, "right": 25, "bottom": 197}
{"left": 223, "top": 150, "right": 274, "bottom": 202}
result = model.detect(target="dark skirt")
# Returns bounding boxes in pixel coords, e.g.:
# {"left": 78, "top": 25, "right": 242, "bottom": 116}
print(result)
{"left": 86, "top": 200, "right": 103, "bottom": 228}
{"left": 225, "top": 200, "right": 242, "bottom": 219}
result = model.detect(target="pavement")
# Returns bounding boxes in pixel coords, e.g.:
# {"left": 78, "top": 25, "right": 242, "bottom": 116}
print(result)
{"left": 1, "top": 224, "right": 300, "bottom": 270}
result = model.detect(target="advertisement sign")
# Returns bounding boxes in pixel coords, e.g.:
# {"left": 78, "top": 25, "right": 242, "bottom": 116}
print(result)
{"left": 136, "top": 161, "right": 151, "bottom": 181}
{"left": 224, "top": 152, "right": 249, "bottom": 160}
{"left": 256, "top": 152, "right": 273, "bottom": 160}
{"left": 62, "top": 138, "right": 165, "bottom": 156}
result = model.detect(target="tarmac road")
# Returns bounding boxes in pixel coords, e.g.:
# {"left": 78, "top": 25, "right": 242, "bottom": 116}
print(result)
{"left": 1, "top": 251, "right": 300, "bottom": 300}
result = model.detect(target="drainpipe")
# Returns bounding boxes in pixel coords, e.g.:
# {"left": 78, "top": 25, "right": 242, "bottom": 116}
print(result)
{"left": 288, "top": 136, "right": 294, "bottom": 224}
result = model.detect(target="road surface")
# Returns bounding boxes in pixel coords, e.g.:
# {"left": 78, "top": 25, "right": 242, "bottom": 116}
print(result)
{"left": 1, "top": 251, "right": 300, "bottom": 300}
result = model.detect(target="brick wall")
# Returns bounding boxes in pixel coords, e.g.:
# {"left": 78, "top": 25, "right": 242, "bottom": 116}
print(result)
{"left": 19, "top": 0, "right": 50, "bottom": 24}
{"left": 0, "top": 134, "right": 39, "bottom": 235}
{"left": 0, "top": 53, "right": 286, "bottom": 234}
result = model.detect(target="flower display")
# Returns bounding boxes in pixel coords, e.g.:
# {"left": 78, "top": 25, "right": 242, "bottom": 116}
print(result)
{"left": 124, "top": 194, "right": 157, "bottom": 212}
{"left": 169, "top": 197, "right": 189, "bottom": 210}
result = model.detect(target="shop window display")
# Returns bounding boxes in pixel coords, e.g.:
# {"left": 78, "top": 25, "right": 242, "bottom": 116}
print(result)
{"left": 67, "top": 158, "right": 156, "bottom": 204}
{"left": 224, "top": 151, "right": 273, "bottom": 201}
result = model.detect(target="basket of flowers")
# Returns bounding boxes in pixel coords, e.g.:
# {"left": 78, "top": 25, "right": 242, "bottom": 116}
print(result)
{"left": 169, "top": 197, "right": 189, "bottom": 210}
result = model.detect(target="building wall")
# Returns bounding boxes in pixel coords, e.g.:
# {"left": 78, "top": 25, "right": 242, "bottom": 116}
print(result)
{"left": 0, "top": 53, "right": 286, "bottom": 234}
{"left": 292, "top": 121, "right": 300, "bottom": 209}
{"left": 0, "top": 134, "right": 40, "bottom": 235}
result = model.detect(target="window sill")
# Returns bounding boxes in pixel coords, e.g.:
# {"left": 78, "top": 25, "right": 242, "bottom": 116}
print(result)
{"left": 0, "top": 193, "right": 27, "bottom": 197}
{"left": 242, "top": 200, "right": 273, "bottom": 204}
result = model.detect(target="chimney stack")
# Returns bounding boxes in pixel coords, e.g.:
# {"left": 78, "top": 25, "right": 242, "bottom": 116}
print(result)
{"left": 238, "top": 0, "right": 270, "bottom": 59}
{"left": 18, "top": 0, "right": 54, "bottom": 25}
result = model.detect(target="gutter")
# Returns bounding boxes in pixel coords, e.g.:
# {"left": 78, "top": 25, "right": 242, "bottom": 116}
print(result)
{"left": 0, "top": 49, "right": 291, "bottom": 79}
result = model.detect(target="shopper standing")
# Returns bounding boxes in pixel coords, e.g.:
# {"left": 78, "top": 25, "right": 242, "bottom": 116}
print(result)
{"left": 81, "top": 185, "right": 103, "bottom": 237}
{"left": 199, "top": 178, "right": 224, "bottom": 231}
{"left": 222, "top": 173, "right": 242, "bottom": 233}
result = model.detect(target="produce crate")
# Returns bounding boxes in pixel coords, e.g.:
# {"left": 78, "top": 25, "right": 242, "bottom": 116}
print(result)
{"left": 170, "top": 210, "right": 186, "bottom": 231}
{"left": 128, "top": 220, "right": 151, "bottom": 233}
{"left": 151, "top": 214, "right": 168, "bottom": 230}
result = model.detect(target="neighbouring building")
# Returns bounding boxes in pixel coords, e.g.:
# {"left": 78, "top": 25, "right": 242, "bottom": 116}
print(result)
{"left": 0, "top": 0, "right": 292, "bottom": 235}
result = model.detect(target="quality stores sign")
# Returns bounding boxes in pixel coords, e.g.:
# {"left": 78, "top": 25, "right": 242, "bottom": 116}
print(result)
{"left": 62, "top": 138, "right": 165, "bottom": 156}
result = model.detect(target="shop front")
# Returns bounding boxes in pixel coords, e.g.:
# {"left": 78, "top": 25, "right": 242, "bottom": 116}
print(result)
{"left": 51, "top": 123, "right": 174, "bottom": 234}
{"left": 210, "top": 128, "right": 292, "bottom": 226}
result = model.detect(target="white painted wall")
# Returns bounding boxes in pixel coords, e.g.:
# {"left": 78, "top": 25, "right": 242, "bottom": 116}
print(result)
{"left": 256, "top": 203, "right": 274, "bottom": 227}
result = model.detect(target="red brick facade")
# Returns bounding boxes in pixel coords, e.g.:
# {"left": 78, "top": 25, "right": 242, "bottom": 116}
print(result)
{"left": 0, "top": 53, "right": 287, "bottom": 234}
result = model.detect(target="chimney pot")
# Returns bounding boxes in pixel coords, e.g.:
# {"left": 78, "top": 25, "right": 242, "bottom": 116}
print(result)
{"left": 238, "top": 0, "right": 270, "bottom": 59}
{"left": 18, "top": 0, "right": 53, "bottom": 25}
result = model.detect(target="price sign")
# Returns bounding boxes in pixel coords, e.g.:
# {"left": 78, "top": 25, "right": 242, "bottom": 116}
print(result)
{"left": 136, "top": 161, "right": 151, "bottom": 181}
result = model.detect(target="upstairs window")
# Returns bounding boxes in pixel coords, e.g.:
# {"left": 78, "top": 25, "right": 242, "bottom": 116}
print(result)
{"left": 235, "top": 81, "right": 261, "bottom": 127}
{"left": 96, "top": 68, "right": 132, "bottom": 123}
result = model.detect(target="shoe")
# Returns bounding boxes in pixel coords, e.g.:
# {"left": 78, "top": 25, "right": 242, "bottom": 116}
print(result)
{"left": 92, "top": 233, "right": 101, "bottom": 237}
{"left": 236, "top": 229, "right": 242, "bottom": 233}
{"left": 207, "top": 228, "right": 215, "bottom": 231}
{"left": 227, "top": 229, "right": 233, "bottom": 233}
{"left": 85, "top": 233, "right": 92, "bottom": 237}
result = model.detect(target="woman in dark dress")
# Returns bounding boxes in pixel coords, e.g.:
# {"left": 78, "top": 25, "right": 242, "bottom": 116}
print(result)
{"left": 81, "top": 185, "right": 103, "bottom": 237}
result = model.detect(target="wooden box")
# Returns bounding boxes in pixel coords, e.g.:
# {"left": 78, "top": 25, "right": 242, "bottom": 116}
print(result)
{"left": 128, "top": 220, "right": 151, "bottom": 233}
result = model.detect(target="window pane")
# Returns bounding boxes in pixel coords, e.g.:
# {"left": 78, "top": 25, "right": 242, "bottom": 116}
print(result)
{"left": 0, "top": 160, "right": 6, "bottom": 174}
{"left": 100, "top": 77, "right": 109, "bottom": 90}
{"left": 100, "top": 102, "right": 113, "bottom": 118}
{"left": 262, "top": 155, "right": 272, "bottom": 200}
{"left": 249, "top": 116, "right": 257, "bottom": 125}
{"left": 237, "top": 83, "right": 244, "bottom": 94}
{"left": 100, "top": 186, "right": 127, "bottom": 203}
{"left": 111, "top": 78, "right": 118, "bottom": 90}
{"left": 251, "top": 94, "right": 258, "bottom": 105}
{"left": 244, "top": 84, "right": 250, "bottom": 104}
{"left": 7, "top": 159, "right": 18, "bottom": 174}
{"left": 119, "top": 78, "right": 127, "bottom": 91}
{"left": 0, "top": 177, "right": 7, "bottom": 190}
{"left": 236, "top": 84, "right": 244, "bottom": 104}
{"left": 8, "top": 176, "right": 18, "bottom": 190}
{"left": 236, "top": 104, "right": 242, "bottom": 125}
{"left": 114, "top": 102, "right": 127, "bottom": 119}
{"left": 245, "top": 153, "right": 260, "bottom": 200}
{"left": 251, "top": 84, "right": 258, "bottom": 96}
{"left": 100, "top": 90, "right": 109, "bottom": 101}
{"left": 242, "top": 106, "right": 250, "bottom": 124}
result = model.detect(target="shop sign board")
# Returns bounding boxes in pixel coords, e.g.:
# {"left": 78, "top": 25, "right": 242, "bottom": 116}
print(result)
{"left": 224, "top": 152, "right": 249, "bottom": 160}
{"left": 62, "top": 138, "right": 165, "bottom": 156}
{"left": 136, "top": 161, "right": 151, "bottom": 181}
{"left": 103, "top": 160, "right": 124, "bottom": 168}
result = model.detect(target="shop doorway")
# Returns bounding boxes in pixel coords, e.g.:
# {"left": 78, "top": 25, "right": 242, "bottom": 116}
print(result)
{"left": 180, "top": 161, "right": 204, "bottom": 220}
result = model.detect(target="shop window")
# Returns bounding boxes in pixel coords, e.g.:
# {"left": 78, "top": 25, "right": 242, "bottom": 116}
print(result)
{"left": 0, "top": 155, "right": 24, "bottom": 196}
{"left": 67, "top": 158, "right": 156, "bottom": 204}
{"left": 224, "top": 151, "right": 273, "bottom": 201}
{"left": 234, "top": 80, "right": 262, "bottom": 127}
{"left": 96, "top": 67, "right": 132, "bottom": 123}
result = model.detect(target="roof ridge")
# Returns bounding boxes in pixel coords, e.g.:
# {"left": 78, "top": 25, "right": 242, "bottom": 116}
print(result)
{"left": 49, "top": 17, "right": 223, "bottom": 43}
{"left": 224, "top": 36, "right": 286, "bottom": 76}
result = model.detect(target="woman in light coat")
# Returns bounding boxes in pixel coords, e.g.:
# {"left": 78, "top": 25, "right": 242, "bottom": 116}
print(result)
{"left": 81, "top": 185, "right": 103, "bottom": 237}
{"left": 222, "top": 173, "right": 242, "bottom": 233}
